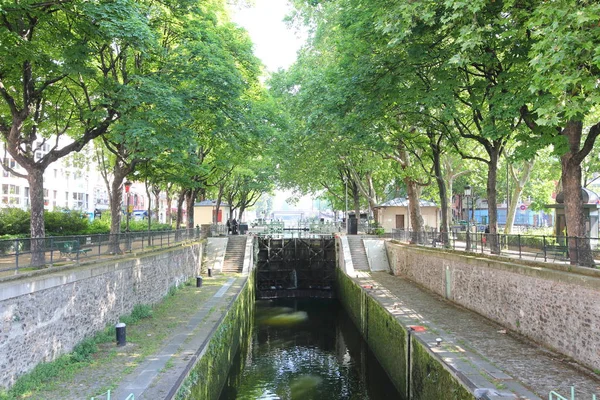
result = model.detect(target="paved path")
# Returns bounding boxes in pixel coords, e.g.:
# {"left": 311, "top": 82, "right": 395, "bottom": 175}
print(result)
{"left": 362, "top": 271, "right": 600, "bottom": 399}
{"left": 110, "top": 277, "right": 243, "bottom": 400}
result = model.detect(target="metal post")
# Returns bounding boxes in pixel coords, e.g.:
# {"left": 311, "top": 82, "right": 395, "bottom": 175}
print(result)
{"left": 466, "top": 196, "right": 471, "bottom": 251}
{"left": 126, "top": 193, "right": 130, "bottom": 233}
{"left": 345, "top": 178, "right": 348, "bottom": 230}
{"left": 15, "top": 239, "right": 19, "bottom": 272}
{"left": 518, "top": 234, "right": 522, "bottom": 258}
{"left": 116, "top": 323, "right": 126, "bottom": 346}
{"left": 543, "top": 235, "right": 547, "bottom": 262}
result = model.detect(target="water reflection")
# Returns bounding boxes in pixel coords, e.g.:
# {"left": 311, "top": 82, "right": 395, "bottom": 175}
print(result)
{"left": 218, "top": 299, "right": 401, "bottom": 400}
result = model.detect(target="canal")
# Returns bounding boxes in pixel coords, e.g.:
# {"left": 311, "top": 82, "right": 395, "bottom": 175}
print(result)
{"left": 218, "top": 298, "right": 402, "bottom": 400}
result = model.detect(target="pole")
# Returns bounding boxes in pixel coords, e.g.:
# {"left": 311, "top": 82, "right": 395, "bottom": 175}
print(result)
{"left": 345, "top": 178, "right": 348, "bottom": 228}
{"left": 466, "top": 195, "right": 471, "bottom": 251}
{"left": 126, "top": 192, "right": 130, "bottom": 232}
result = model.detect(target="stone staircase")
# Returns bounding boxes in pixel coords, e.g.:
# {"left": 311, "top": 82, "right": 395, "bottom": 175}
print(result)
{"left": 222, "top": 236, "right": 247, "bottom": 273}
{"left": 346, "top": 235, "right": 369, "bottom": 270}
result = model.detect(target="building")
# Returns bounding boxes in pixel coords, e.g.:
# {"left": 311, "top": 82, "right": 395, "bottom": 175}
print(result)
{"left": 0, "top": 140, "right": 177, "bottom": 222}
{"left": 375, "top": 198, "right": 440, "bottom": 232}
{"left": 193, "top": 200, "right": 231, "bottom": 226}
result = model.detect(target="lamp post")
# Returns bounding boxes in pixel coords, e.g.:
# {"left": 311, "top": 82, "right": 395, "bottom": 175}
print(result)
{"left": 124, "top": 180, "right": 132, "bottom": 233}
{"left": 464, "top": 185, "right": 471, "bottom": 251}
{"left": 344, "top": 176, "right": 348, "bottom": 231}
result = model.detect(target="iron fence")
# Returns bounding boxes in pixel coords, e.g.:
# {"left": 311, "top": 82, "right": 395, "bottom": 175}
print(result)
{"left": 391, "top": 228, "right": 600, "bottom": 268}
{"left": 0, "top": 228, "right": 200, "bottom": 274}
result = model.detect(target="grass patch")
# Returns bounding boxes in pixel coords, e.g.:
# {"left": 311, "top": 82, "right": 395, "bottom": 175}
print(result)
{"left": 1, "top": 277, "right": 228, "bottom": 400}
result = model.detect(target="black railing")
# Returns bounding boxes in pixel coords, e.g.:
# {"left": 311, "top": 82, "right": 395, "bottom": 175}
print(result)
{"left": 390, "top": 229, "right": 600, "bottom": 268}
{"left": 0, "top": 228, "right": 201, "bottom": 273}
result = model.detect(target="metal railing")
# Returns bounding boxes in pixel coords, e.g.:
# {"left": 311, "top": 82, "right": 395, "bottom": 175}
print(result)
{"left": 391, "top": 229, "right": 600, "bottom": 268}
{"left": 549, "top": 386, "right": 597, "bottom": 400}
{"left": 0, "top": 228, "right": 200, "bottom": 274}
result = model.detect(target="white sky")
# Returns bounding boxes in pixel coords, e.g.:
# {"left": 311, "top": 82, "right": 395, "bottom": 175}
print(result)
{"left": 230, "top": 1, "right": 312, "bottom": 212}
{"left": 230, "top": 0, "right": 307, "bottom": 72}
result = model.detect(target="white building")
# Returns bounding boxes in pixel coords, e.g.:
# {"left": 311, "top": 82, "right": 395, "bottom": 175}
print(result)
{"left": 0, "top": 139, "right": 173, "bottom": 221}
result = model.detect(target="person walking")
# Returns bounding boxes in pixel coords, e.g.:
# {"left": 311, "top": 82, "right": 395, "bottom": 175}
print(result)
{"left": 232, "top": 218, "right": 238, "bottom": 235}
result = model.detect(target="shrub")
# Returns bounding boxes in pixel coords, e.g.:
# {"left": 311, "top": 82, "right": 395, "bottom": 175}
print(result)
{"left": 121, "top": 304, "right": 153, "bottom": 325}
{"left": 85, "top": 217, "right": 111, "bottom": 234}
{"left": 0, "top": 208, "right": 30, "bottom": 235}
{"left": 45, "top": 210, "right": 89, "bottom": 236}
{"left": 71, "top": 337, "right": 98, "bottom": 363}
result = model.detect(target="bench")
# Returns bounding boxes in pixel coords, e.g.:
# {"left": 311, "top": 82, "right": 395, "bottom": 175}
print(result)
{"left": 535, "top": 245, "right": 569, "bottom": 261}
{"left": 54, "top": 241, "right": 92, "bottom": 260}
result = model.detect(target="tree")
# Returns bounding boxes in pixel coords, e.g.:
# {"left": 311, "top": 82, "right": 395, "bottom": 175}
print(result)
{"left": 520, "top": 1, "right": 600, "bottom": 266}
{"left": 0, "top": 0, "right": 154, "bottom": 264}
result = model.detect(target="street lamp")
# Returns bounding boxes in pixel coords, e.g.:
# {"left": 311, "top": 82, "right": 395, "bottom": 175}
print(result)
{"left": 124, "top": 180, "right": 132, "bottom": 233}
{"left": 464, "top": 185, "right": 471, "bottom": 251}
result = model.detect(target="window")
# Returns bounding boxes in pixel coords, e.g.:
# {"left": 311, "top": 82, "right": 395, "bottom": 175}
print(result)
{"left": 2, "top": 158, "right": 17, "bottom": 178}
{"left": 1, "top": 184, "right": 20, "bottom": 205}
{"left": 72, "top": 192, "right": 86, "bottom": 210}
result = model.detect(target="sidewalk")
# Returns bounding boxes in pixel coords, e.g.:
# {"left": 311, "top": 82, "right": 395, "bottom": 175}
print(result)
{"left": 27, "top": 275, "right": 245, "bottom": 400}
{"left": 110, "top": 277, "right": 243, "bottom": 400}
{"left": 360, "top": 271, "right": 600, "bottom": 399}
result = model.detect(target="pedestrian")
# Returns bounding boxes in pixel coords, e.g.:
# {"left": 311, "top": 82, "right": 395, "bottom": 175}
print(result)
{"left": 226, "top": 219, "right": 231, "bottom": 234}
{"left": 232, "top": 218, "right": 238, "bottom": 235}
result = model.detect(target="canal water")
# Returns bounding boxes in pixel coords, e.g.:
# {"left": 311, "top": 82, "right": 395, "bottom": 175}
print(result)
{"left": 218, "top": 298, "right": 402, "bottom": 400}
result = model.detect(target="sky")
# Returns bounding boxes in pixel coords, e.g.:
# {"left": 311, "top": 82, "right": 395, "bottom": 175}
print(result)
{"left": 230, "top": 0, "right": 307, "bottom": 72}
{"left": 230, "top": 1, "right": 312, "bottom": 212}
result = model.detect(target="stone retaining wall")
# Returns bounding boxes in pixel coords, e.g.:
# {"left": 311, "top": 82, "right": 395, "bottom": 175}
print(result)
{"left": 174, "top": 271, "right": 255, "bottom": 400}
{"left": 385, "top": 241, "right": 600, "bottom": 371}
{"left": 335, "top": 267, "right": 474, "bottom": 399}
{"left": 0, "top": 244, "right": 202, "bottom": 388}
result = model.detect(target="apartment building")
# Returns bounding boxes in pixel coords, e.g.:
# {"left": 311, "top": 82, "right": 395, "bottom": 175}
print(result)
{"left": 0, "top": 140, "right": 173, "bottom": 222}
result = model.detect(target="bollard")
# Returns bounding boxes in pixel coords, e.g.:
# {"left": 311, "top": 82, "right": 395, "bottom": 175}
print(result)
{"left": 208, "top": 268, "right": 212, "bottom": 277}
{"left": 196, "top": 276, "right": 203, "bottom": 288}
{"left": 116, "top": 323, "right": 126, "bottom": 346}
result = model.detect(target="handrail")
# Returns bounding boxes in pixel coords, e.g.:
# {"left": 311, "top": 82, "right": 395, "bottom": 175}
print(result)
{"left": 0, "top": 227, "right": 202, "bottom": 273}
{"left": 390, "top": 229, "right": 600, "bottom": 268}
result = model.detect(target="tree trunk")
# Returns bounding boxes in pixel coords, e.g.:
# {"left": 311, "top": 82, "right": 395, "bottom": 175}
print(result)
{"left": 487, "top": 150, "right": 500, "bottom": 254}
{"left": 27, "top": 168, "right": 46, "bottom": 266}
{"left": 109, "top": 178, "right": 124, "bottom": 254}
{"left": 176, "top": 190, "right": 186, "bottom": 229}
{"left": 432, "top": 146, "right": 449, "bottom": 245}
{"left": 561, "top": 120, "right": 594, "bottom": 266}
{"left": 166, "top": 191, "right": 173, "bottom": 227}
{"left": 185, "top": 191, "right": 195, "bottom": 228}
{"left": 504, "top": 160, "right": 534, "bottom": 234}
{"left": 152, "top": 186, "right": 160, "bottom": 223}
{"left": 406, "top": 178, "right": 425, "bottom": 244}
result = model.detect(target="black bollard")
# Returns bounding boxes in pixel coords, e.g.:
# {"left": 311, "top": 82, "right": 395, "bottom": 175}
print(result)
{"left": 208, "top": 268, "right": 212, "bottom": 277}
{"left": 196, "top": 276, "right": 203, "bottom": 288}
{"left": 116, "top": 322, "right": 126, "bottom": 346}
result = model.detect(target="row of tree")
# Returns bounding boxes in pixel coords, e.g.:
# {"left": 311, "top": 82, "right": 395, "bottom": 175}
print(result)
{"left": 270, "top": 0, "right": 600, "bottom": 266}
{"left": 0, "top": 0, "right": 280, "bottom": 262}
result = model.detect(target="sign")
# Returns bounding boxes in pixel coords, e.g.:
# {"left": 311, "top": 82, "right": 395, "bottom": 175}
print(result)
{"left": 128, "top": 205, "right": 134, "bottom": 213}
{"left": 520, "top": 204, "right": 527, "bottom": 211}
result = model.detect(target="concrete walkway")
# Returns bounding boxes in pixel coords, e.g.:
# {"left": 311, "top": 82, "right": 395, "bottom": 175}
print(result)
{"left": 110, "top": 277, "right": 243, "bottom": 399}
{"left": 359, "top": 270, "right": 600, "bottom": 399}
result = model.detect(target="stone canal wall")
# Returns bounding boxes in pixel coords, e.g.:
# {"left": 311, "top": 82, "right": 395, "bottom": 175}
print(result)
{"left": 0, "top": 244, "right": 202, "bottom": 388}
{"left": 335, "top": 267, "right": 474, "bottom": 399}
{"left": 174, "top": 268, "right": 255, "bottom": 400}
{"left": 385, "top": 241, "right": 600, "bottom": 372}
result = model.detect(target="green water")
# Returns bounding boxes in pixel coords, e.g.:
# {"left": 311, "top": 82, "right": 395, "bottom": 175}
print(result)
{"left": 218, "top": 298, "right": 402, "bottom": 400}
